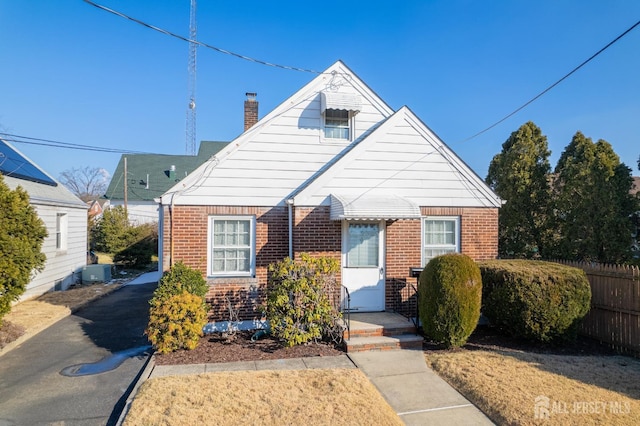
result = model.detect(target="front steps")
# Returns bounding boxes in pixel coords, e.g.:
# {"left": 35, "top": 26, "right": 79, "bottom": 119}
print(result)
{"left": 343, "top": 312, "right": 423, "bottom": 353}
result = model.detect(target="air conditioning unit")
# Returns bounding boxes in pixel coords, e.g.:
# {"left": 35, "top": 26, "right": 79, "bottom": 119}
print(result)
{"left": 82, "top": 264, "right": 112, "bottom": 284}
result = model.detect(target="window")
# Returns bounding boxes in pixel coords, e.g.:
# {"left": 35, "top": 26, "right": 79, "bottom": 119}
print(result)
{"left": 56, "top": 213, "right": 67, "bottom": 250}
{"left": 423, "top": 217, "right": 460, "bottom": 265}
{"left": 324, "top": 109, "right": 350, "bottom": 140}
{"left": 346, "top": 223, "right": 380, "bottom": 267}
{"left": 209, "top": 216, "right": 255, "bottom": 276}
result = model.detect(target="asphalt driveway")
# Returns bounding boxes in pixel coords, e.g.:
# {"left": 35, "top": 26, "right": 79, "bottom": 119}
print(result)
{"left": 0, "top": 280, "right": 156, "bottom": 426}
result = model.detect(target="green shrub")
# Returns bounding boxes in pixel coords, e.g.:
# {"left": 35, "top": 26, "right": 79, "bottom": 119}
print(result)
{"left": 265, "top": 254, "right": 341, "bottom": 347}
{"left": 113, "top": 234, "right": 157, "bottom": 268}
{"left": 145, "top": 291, "right": 207, "bottom": 354}
{"left": 152, "top": 261, "right": 208, "bottom": 301}
{"left": 0, "top": 175, "right": 48, "bottom": 324}
{"left": 418, "top": 253, "right": 482, "bottom": 348}
{"left": 479, "top": 260, "right": 591, "bottom": 342}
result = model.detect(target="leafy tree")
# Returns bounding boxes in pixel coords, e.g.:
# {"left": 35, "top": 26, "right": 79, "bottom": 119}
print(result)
{"left": 0, "top": 174, "right": 48, "bottom": 323}
{"left": 58, "top": 166, "right": 110, "bottom": 202}
{"left": 486, "top": 122, "right": 553, "bottom": 258}
{"left": 552, "top": 132, "right": 636, "bottom": 263}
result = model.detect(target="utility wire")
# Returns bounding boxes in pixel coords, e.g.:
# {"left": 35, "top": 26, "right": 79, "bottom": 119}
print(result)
{"left": 83, "top": 0, "right": 322, "bottom": 74}
{"left": 461, "top": 18, "right": 640, "bottom": 143}
{"left": 0, "top": 133, "right": 154, "bottom": 154}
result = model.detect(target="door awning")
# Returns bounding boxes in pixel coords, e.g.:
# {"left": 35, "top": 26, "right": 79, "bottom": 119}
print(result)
{"left": 321, "top": 91, "right": 362, "bottom": 114}
{"left": 330, "top": 194, "right": 422, "bottom": 221}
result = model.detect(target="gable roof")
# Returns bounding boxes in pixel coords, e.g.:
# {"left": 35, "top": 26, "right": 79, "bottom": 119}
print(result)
{"left": 105, "top": 141, "right": 228, "bottom": 202}
{"left": 293, "top": 106, "right": 502, "bottom": 208}
{"left": 160, "top": 60, "right": 501, "bottom": 209}
{"left": 0, "top": 139, "right": 86, "bottom": 208}
{"left": 161, "top": 60, "right": 395, "bottom": 206}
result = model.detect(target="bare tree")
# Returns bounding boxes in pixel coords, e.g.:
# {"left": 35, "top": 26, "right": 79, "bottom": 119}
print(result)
{"left": 59, "top": 166, "right": 110, "bottom": 202}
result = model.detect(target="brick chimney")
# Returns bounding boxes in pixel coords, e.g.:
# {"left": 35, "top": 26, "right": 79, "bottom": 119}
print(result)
{"left": 244, "top": 92, "right": 258, "bottom": 131}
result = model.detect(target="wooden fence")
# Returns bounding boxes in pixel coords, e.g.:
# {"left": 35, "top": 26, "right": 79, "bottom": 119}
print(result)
{"left": 555, "top": 260, "right": 640, "bottom": 356}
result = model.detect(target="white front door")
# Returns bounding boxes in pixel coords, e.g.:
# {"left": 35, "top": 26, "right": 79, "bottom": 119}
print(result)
{"left": 341, "top": 221, "right": 385, "bottom": 312}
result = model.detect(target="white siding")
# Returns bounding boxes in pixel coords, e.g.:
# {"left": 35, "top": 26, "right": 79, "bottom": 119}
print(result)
{"left": 164, "top": 61, "right": 394, "bottom": 207}
{"left": 293, "top": 107, "right": 502, "bottom": 208}
{"left": 3, "top": 175, "right": 89, "bottom": 301}
{"left": 109, "top": 200, "right": 159, "bottom": 225}
{"left": 22, "top": 203, "right": 87, "bottom": 300}
{"left": 160, "top": 61, "right": 500, "bottom": 210}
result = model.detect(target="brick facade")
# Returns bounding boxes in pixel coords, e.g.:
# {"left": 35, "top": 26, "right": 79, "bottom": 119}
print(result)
{"left": 161, "top": 204, "right": 498, "bottom": 321}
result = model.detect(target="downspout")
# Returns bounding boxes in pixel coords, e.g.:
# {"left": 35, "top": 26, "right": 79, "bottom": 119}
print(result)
{"left": 286, "top": 198, "right": 294, "bottom": 259}
{"left": 169, "top": 193, "right": 175, "bottom": 268}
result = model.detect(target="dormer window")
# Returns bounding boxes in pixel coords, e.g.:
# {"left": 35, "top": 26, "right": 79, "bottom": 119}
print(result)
{"left": 321, "top": 91, "right": 362, "bottom": 142}
{"left": 324, "top": 109, "right": 350, "bottom": 139}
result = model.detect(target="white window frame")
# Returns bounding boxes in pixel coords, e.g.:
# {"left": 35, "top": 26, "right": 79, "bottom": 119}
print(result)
{"left": 56, "top": 212, "right": 68, "bottom": 251}
{"left": 322, "top": 108, "right": 353, "bottom": 142}
{"left": 207, "top": 215, "right": 256, "bottom": 277}
{"left": 422, "top": 216, "right": 460, "bottom": 266}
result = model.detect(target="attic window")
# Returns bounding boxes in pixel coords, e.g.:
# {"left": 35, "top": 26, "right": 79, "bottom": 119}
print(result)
{"left": 324, "top": 109, "right": 350, "bottom": 139}
{"left": 320, "top": 91, "right": 362, "bottom": 141}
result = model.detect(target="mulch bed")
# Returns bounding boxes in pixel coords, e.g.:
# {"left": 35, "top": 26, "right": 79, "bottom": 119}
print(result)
{"left": 154, "top": 331, "right": 346, "bottom": 366}
{"left": 155, "top": 326, "right": 622, "bottom": 366}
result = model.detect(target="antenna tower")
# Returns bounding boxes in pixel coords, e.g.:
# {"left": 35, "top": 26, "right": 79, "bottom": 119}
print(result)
{"left": 185, "top": 0, "right": 197, "bottom": 155}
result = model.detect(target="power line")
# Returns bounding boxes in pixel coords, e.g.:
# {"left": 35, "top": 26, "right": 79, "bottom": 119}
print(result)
{"left": 83, "top": 0, "right": 322, "bottom": 74}
{"left": 0, "top": 133, "right": 154, "bottom": 154}
{"left": 461, "top": 18, "right": 640, "bottom": 143}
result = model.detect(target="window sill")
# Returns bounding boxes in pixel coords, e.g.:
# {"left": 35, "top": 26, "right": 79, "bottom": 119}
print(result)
{"left": 207, "top": 276, "right": 258, "bottom": 287}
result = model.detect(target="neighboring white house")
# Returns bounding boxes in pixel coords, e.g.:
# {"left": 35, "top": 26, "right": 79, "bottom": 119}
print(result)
{"left": 0, "top": 138, "right": 88, "bottom": 300}
{"left": 104, "top": 142, "right": 229, "bottom": 225}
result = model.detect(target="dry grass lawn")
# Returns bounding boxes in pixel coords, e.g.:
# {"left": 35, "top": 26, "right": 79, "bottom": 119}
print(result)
{"left": 124, "top": 369, "right": 402, "bottom": 426}
{"left": 426, "top": 349, "right": 640, "bottom": 426}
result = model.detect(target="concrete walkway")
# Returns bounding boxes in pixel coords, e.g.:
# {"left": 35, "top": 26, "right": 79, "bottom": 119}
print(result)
{"left": 143, "top": 349, "right": 494, "bottom": 425}
{"left": 349, "top": 349, "right": 494, "bottom": 425}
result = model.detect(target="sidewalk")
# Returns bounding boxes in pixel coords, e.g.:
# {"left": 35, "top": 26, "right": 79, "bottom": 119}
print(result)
{"left": 349, "top": 350, "right": 494, "bottom": 425}
{"left": 142, "top": 349, "right": 494, "bottom": 425}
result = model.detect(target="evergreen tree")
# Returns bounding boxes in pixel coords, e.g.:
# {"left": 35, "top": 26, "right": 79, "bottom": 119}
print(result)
{"left": 0, "top": 174, "right": 48, "bottom": 323}
{"left": 486, "top": 122, "right": 552, "bottom": 258}
{"left": 91, "top": 205, "right": 131, "bottom": 254}
{"left": 553, "top": 132, "right": 636, "bottom": 263}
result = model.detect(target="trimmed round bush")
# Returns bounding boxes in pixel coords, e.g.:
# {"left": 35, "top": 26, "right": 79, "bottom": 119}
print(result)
{"left": 418, "top": 253, "right": 482, "bottom": 348}
{"left": 145, "top": 291, "right": 207, "bottom": 354}
{"left": 153, "top": 261, "right": 208, "bottom": 301}
{"left": 479, "top": 260, "right": 591, "bottom": 342}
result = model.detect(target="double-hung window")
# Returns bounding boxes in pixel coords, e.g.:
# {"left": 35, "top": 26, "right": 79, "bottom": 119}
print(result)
{"left": 209, "top": 216, "right": 255, "bottom": 277}
{"left": 56, "top": 213, "right": 67, "bottom": 250}
{"left": 422, "top": 217, "right": 460, "bottom": 265}
{"left": 324, "top": 109, "right": 350, "bottom": 140}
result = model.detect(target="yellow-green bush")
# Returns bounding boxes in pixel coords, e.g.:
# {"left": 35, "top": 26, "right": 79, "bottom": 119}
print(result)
{"left": 145, "top": 291, "right": 207, "bottom": 354}
{"left": 265, "top": 254, "right": 341, "bottom": 347}
{"left": 418, "top": 253, "right": 482, "bottom": 348}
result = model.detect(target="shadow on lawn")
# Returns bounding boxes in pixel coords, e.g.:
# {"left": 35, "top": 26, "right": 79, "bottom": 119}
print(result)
{"left": 425, "top": 325, "right": 640, "bottom": 400}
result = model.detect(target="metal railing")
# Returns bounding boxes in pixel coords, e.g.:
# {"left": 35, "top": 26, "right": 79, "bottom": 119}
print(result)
{"left": 340, "top": 285, "right": 351, "bottom": 340}
{"left": 388, "top": 278, "right": 419, "bottom": 329}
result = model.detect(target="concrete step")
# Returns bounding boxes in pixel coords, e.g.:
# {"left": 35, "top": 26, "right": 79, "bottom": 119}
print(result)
{"left": 345, "top": 334, "right": 424, "bottom": 353}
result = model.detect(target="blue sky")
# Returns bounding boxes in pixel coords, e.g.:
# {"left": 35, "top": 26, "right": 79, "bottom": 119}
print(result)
{"left": 1, "top": 1, "right": 639, "bottom": 183}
